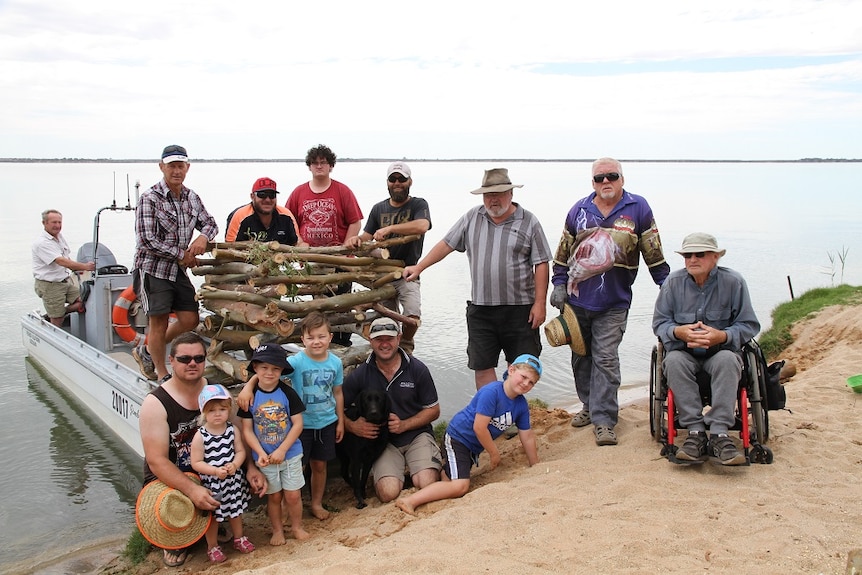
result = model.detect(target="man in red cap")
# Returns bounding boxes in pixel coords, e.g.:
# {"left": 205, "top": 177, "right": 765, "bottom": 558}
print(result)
{"left": 225, "top": 177, "right": 306, "bottom": 245}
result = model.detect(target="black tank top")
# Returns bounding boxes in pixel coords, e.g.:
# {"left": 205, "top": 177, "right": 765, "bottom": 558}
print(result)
{"left": 142, "top": 385, "right": 201, "bottom": 485}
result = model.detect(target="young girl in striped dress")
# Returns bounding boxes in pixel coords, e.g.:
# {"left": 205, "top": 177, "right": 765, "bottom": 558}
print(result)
{"left": 191, "top": 384, "right": 254, "bottom": 563}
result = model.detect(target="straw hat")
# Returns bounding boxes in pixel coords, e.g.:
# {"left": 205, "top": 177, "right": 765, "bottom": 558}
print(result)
{"left": 544, "top": 303, "right": 586, "bottom": 356}
{"left": 135, "top": 473, "right": 211, "bottom": 550}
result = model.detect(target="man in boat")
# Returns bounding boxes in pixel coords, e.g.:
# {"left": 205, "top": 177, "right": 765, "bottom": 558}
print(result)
{"left": 285, "top": 144, "right": 363, "bottom": 346}
{"left": 549, "top": 157, "right": 670, "bottom": 447}
{"left": 31, "top": 209, "right": 96, "bottom": 326}
{"left": 345, "top": 162, "right": 431, "bottom": 354}
{"left": 139, "top": 331, "right": 268, "bottom": 567}
{"left": 132, "top": 145, "right": 219, "bottom": 382}
{"left": 224, "top": 176, "right": 307, "bottom": 246}
{"left": 403, "top": 168, "right": 551, "bottom": 390}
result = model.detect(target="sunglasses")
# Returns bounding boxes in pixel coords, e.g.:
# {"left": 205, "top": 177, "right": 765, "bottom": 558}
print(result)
{"left": 255, "top": 190, "right": 278, "bottom": 199}
{"left": 174, "top": 354, "right": 206, "bottom": 364}
{"left": 682, "top": 252, "right": 708, "bottom": 259}
{"left": 593, "top": 172, "right": 621, "bottom": 183}
{"left": 370, "top": 322, "right": 399, "bottom": 334}
{"left": 388, "top": 174, "right": 409, "bottom": 183}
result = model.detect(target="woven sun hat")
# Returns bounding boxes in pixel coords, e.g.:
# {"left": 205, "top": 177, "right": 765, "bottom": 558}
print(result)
{"left": 544, "top": 303, "right": 586, "bottom": 356}
{"left": 675, "top": 232, "right": 726, "bottom": 257}
{"left": 469, "top": 168, "right": 524, "bottom": 194}
{"left": 135, "top": 473, "right": 211, "bottom": 550}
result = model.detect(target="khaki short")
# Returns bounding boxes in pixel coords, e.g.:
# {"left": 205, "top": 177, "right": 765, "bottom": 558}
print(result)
{"left": 34, "top": 278, "right": 80, "bottom": 318}
{"left": 392, "top": 278, "right": 421, "bottom": 318}
{"left": 372, "top": 432, "right": 442, "bottom": 481}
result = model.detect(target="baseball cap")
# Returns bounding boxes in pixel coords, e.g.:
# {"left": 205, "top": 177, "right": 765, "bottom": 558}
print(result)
{"left": 198, "top": 384, "right": 231, "bottom": 411}
{"left": 161, "top": 144, "right": 189, "bottom": 164}
{"left": 512, "top": 353, "right": 542, "bottom": 378}
{"left": 247, "top": 343, "right": 293, "bottom": 374}
{"left": 369, "top": 317, "right": 399, "bottom": 339}
{"left": 387, "top": 162, "right": 411, "bottom": 178}
{"left": 252, "top": 177, "right": 278, "bottom": 194}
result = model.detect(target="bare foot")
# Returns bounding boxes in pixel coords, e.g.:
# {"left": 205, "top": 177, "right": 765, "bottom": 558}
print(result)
{"left": 292, "top": 526, "right": 310, "bottom": 541}
{"left": 309, "top": 505, "right": 330, "bottom": 520}
{"left": 269, "top": 532, "right": 286, "bottom": 546}
{"left": 395, "top": 498, "right": 417, "bottom": 516}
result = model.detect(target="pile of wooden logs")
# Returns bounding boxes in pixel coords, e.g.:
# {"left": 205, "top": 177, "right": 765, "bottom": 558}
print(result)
{"left": 191, "top": 236, "right": 421, "bottom": 384}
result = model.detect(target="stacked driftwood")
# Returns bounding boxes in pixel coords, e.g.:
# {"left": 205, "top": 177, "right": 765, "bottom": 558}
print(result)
{"left": 191, "top": 236, "right": 421, "bottom": 384}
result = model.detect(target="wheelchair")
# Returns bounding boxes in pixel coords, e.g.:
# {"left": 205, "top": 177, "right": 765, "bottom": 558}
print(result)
{"left": 649, "top": 339, "right": 780, "bottom": 465}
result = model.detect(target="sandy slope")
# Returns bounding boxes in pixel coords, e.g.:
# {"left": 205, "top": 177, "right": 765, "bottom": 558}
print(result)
{"left": 108, "top": 305, "right": 862, "bottom": 575}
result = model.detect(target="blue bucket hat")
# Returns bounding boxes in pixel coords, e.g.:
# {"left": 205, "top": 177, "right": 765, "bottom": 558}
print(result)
{"left": 247, "top": 343, "right": 293, "bottom": 374}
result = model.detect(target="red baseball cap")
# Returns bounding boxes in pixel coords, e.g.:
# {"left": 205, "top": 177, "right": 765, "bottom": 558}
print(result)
{"left": 252, "top": 177, "right": 278, "bottom": 194}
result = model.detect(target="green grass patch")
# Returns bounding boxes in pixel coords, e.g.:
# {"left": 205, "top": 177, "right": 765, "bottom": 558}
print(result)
{"left": 528, "top": 397, "right": 548, "bottom": 410}
{"left": 433, "top": 420, "right": 448, "bottom": 446}
{"left": 122, "top": 528, "right": 151, "bottom": 566}
{"left": 759, "top": 284, "right": 862, "bottom": 360}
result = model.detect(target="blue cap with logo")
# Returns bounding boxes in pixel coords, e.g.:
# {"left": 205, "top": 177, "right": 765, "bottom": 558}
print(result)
{"left": 512, "top": 353, "right": 542, "bottom": 378}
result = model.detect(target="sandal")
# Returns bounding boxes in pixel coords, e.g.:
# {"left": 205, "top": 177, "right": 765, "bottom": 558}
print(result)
{"left": 570, "top": 410, "right": 591, "bottom": 428}
{"left": 207, "top": 545, "right": 227, "bottom": 563}
{"left": 233, "top": 536, "right": 256, "bottom": 553}
{"left": 594, "top": 425, "right": 618, "bottom": 446}
{"left": 162, "top": 547, "right": 189, "bottom": 568}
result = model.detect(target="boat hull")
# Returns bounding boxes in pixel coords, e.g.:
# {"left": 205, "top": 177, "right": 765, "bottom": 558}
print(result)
{"left": 21, "top": 310, "right": 153, "bottom": 458}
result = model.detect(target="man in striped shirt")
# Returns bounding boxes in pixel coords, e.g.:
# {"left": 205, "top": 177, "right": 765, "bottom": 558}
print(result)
{"left": 403, "top": 168, "right": 551, "bottom": 389}
{"left": 132, "top": 145, "right": 218, "bottom": 382}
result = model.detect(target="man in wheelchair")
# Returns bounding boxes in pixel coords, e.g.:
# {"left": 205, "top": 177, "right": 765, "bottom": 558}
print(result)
{"left": 652, "top": 233, "right": 760, "bottom": 465}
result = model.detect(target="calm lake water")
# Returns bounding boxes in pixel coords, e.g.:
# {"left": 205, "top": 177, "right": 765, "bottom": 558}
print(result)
{"left": 1, "top": 160, "right": 860, "bottom": 571}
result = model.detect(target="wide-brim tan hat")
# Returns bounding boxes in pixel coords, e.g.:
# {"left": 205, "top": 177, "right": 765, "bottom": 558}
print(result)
{"left": 135, "top": 473, "right": 211, "bottom": 550}
{"left": 675, "top": 232, "right": 726, "bottom": 257}
{"left": 544, "top": 303, "right": 586, "bottom": 356}
{"left": 469, "top": 167, "right": 524, "bottom": 194}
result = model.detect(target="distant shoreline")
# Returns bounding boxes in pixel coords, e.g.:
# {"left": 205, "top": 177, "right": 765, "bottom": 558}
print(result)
{"left": 1, "top": 157, "right": 860, "bottom": 164}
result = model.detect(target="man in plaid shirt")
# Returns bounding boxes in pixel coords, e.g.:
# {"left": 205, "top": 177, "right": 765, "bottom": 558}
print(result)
{"left": 132, "top": 144, "right": 218, "bottom": 382}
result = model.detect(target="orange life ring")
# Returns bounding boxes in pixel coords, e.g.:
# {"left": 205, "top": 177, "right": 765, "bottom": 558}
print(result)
{"left": 113, "top": 284, "right": 146, "bottom": 346}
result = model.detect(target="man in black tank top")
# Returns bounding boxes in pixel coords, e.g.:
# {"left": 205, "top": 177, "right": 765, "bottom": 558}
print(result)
{"left": 138, "top": 332, "right": 267, "bottom": 566}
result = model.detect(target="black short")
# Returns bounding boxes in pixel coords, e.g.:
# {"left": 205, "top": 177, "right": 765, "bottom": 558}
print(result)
{"left": 465, "top": 303, "right": 541, "bottom": 371}
{"left": 300, "top": 421, "right": 337, "bottom": 464}
{"left": 139, "top": 270, "right": 198, "bottom": 316}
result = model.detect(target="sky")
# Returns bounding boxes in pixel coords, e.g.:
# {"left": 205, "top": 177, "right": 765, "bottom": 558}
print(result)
{"left": 1, "top": 0, "right": 861, "bottom": 161}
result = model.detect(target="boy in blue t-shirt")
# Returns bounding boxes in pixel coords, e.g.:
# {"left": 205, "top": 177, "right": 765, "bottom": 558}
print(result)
{"left": 395, "top": 354, "right": 541, "bottom": 516}
{"left": 237, "top": 343, "right": 308, "bottom": 545}
{"left": 239, "top": 311, "right": 344, "bottom": 520}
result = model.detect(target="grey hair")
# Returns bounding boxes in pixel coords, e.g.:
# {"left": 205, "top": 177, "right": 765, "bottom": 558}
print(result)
{"left": 591, "top": 157, "right": 623, "bottom": 176}
{"left": 41, "top": 209, "right": 62, "bottom": 222}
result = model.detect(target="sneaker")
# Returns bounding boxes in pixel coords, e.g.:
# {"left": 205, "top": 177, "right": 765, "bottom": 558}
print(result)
{"left": 233, "top": 536, "right": 255, "bottom": 554}
{"left": 594, "top": 425, "right": 617, "bottom": 446}
{"left": 710, "top": 434, "right": 746, "bottom": 466}
{"left": 676, "top": 431, "right": 708, "bottom": 462}
{"left": 132, "top": 344, "right": 157, "bottom": 380}
{"left": 570, "top": 410, "right": 591, "bottom": 428}
{"left": 207, "top": 545, "right": 227, "bottom": 563}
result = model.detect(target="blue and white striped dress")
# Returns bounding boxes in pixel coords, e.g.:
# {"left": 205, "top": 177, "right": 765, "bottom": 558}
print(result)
{"left": 200, "top": 422, "right": 250, "bottom": 521}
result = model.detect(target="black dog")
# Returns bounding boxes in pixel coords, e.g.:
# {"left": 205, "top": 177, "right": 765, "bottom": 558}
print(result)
{"left": 338, "top": 388, "right": 391, "bottom": 509}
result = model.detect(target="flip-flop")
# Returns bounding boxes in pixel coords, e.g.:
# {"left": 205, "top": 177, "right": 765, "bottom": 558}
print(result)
{"left": 162, "top": 547, "right": 189, "bottom": 568}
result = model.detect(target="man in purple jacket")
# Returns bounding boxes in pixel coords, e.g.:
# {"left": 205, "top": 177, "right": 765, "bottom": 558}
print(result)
{"left": 550, "top": 158, "right": 669, "bottom": 446}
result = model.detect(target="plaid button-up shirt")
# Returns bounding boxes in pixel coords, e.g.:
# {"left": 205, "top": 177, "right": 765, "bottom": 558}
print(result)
{"left": 134, "top": 179, "right": 218, "bottom": 281}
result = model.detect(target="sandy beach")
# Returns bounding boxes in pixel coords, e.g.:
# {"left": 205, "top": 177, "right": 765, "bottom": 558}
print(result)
{"left": 99, "top": 304, "right": 862, "bottom": 575}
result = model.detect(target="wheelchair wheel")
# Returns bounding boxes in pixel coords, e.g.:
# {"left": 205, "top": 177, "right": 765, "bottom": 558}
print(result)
{"left": 745, "top": 346, "right": 769, "bottom": 445}
{"left": 649, "top": 344, "right": 666, "bottom": 442}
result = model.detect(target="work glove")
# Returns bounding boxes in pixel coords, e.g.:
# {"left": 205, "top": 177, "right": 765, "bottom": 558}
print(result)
{"left": 550, "top": 284, "right": 568, "bottom": 311}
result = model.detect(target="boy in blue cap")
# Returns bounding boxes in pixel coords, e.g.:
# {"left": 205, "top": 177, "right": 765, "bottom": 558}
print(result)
{"left": 395, "top": 354, "right": 542, "bottom": 516}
